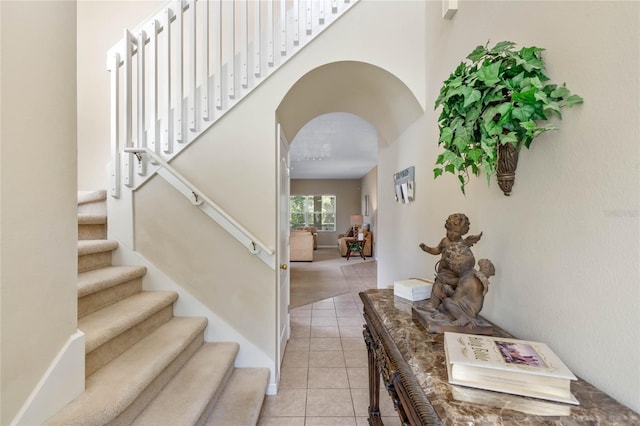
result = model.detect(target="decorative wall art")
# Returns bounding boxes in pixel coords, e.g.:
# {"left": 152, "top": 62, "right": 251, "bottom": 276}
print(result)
{"left": 394, "top": 166, "right": 415, "bottom": 203}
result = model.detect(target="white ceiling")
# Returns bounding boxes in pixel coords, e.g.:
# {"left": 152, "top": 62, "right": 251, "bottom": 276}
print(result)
{"left": 289, "top": 112, "right": 378, "bottom": 179}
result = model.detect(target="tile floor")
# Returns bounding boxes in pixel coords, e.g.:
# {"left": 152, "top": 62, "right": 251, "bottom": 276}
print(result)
{"left": 258, "top": 291, "right": 401, "bottom": 426}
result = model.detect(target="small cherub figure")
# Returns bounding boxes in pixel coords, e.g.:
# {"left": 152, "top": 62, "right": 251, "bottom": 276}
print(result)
{"left": 418, "top": 213, "right": 482, "bottom": 310}
{"left": 441, "top": 245, "right": 495, "bottom": 327}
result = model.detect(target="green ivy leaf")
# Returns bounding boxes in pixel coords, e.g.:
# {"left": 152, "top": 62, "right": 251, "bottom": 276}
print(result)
{"left": 434, "top": 168, "right": 444, "bottom": 179}
{"left": 565, "top": 94, "right": 584, "bottom": 107}
{"left": 458, "top": 174, "right": 467, "bottom": 195}
{"left": 439, "top": 127, "right": 454, "bottom": 144}
{"left": 490, "top": 41, "right": 516, "bottom": 54}
{"left": 445, "top": 164, "right": 456, "bottom": 174}
{"left": 477, "top": 61, "right": 502, "bottom": 86}
{"left": 550, "top": 85, "right": 570, "bottom": 99}
{"left": 512, "top": 88, "right": 537, "bottom": 105}
{"left": 435, "top": 153, "right": 446, "bottom": 165}
{"left": 462, "top": 87, "right": 482, "bottom": 108}
{"left": 467, "top": 148, "right": 485, "bottom": 162}
{"left": 467, "top": 45, "right": 488, "bottom": 62}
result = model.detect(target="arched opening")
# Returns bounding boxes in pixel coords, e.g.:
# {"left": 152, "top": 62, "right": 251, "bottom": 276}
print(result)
{"left": 276, "top": 60, "right": 424, "bottom": 308}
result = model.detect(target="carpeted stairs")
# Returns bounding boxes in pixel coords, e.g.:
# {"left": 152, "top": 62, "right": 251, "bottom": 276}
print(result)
{"left": 45, "top": 190, "right": 269, "bottom": 425}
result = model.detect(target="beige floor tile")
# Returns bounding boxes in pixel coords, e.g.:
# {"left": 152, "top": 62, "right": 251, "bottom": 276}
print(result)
{"left": 306, "top": 389, "right": 355, "bottom": 417}
{"left": 343, "top": 350, "right": 368, "bottom": 367}
{"left": 346, "top": 367, "right": 368, "bottom": 388}
{"left": 291, "top": 325, "right": 311, "bottom": 337}
{"left": 333, "top": 293, "right": 357, "bottom": 302}
{"left": 305, "top": 417, "right": 357, "bottom": 425}
{"left": 341, "top": 337, "right": 365, "bottom": 351}
{"left": 292, "top": 304, "right": 313, "bottom": 312}
{"left": 308, "top": 367, "right": 349, "bottom": 388}
{"left": 337, "top": 317, "right": 364, "bottom": 327}
{"left": 381, "top": 416, "right": 402, "bottom": 425}
{"left": 311, "top": 326, "right": 341, "bottom": 338}
{"left": 335, "top": 308, "right": 362, "bottom": 318}
{"left": 286, "top": 337, "right": 310, "bottom": 351}
{"left": 282, "top": 350, "right": 309, "bottom": 368}
{"left": 312, "top": 317, "right": 339, "bottom": 327}
{"left": 279, "top": 367, "right": 308, "bottom": 388}
{"left": 313, "top": 301, "right": 335, "bottom": 310}
{"left": 309, "top": 350, "right": 345, "bottom": 367}
{"left": 310, "top": 337, "right": 343, "bottom": 351}
{"left": 339, "top": 326, "right": 364, "bottom": 338}
{"left": 312, "top": 309, "right": 337, "bottom": 318}
{"left": 334, "top": 301, "right": 358, "bottom": 309}
{"left": 292, "top": 316, "right": 312, "bottom": 327}
{"left": 260, "top": 388, "right": 307, "bottom": 417}
{"left": 258, "top": 417, "right": 306, "bottom": 426}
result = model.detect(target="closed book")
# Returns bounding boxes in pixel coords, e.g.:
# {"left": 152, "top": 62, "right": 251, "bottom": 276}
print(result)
{"left": 444, "top": 332, "right": 579, "bottom": 405}
{"left": 393, "top": 279, "right": 433, "bottom": 301}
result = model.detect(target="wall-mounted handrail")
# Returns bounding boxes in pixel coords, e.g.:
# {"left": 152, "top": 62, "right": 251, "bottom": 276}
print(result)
{"left": 124, "top": 147, "right": 275, "bottom": 269}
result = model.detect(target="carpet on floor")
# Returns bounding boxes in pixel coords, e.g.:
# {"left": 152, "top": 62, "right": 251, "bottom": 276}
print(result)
{"left": 289, "top": 248, "right": 375, "bottom": 308}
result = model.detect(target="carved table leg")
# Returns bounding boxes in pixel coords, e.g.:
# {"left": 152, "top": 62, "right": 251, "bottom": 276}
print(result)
{"left": 363, "top": 324, "right": 383, "bottom": 425}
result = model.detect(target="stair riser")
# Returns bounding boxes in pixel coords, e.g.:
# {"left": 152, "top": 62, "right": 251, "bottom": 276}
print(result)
{"left": 112, "top": 334, "right": 205, "bottom": 426}
{"left": 85, "top": 305, "right": 173, "bottom": 377}
{"left": 79, "top": 251, "right": 112, "bottom": 273}
{"left": 78, "top": 200, "right": 107, "bottom": 216}
{"left": 79, "top": 223, "right": 107, "bottom": 240}
{"left": 79, "top": 277, "right": 143, "bottom": 319}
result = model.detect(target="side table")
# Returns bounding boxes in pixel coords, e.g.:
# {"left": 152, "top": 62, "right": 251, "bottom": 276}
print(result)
{"left": 345, "top": 238, "right": 366, "bottom": 260}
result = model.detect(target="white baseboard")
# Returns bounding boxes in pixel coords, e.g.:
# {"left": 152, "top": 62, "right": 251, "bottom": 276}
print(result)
{"left": 11, "top": 331, "right": 85, "bottom": 426}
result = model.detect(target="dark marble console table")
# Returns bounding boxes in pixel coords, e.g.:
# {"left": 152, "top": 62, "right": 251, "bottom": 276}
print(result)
{"left": 360, "top": 289, "right": 640, "bottom": 425}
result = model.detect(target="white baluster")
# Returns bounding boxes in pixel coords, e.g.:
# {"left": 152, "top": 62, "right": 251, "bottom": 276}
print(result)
{"left": 187, "top": 0, "right": 196, "bottom": 132}
{"left": 227, "top": 0, "right": 235, "bottom": 99}
{"left": 149, "top": 21, "right": 158, "bottom": 157}
{"left": 240, "top": 0, "right": 248, "bottom": 88}
{"left": 332, "top": 0, "right": 338, "bottom": 13}
{"left": 267, "top": 0, "right": 274, "bottom": 66}
{"left": 293, "top": 0, "right": 299, "bottom": 45}
{"left": 162, "top": 8, "right": 172, "bottom": 154}
{"left": 305, "top": 0, "right": 312, "bottom": 35}
{"left": 214, "top": 0, "right": 222, "bottom": 109}
{"left": 280, "top": 0, "right": 287, "bottom": 55}
{"left": 319, "top": 0, "right": 325, "bottom": 24}
{"left": 254, "top": 0, "right": 261, "bottom": 77}
{"left": 201, "top": 0, "right": 210, "bottom": 121}
{"left": 175, "top": 0, "right": 184, "bottom": 143}
{"left": 109, "top": 51, "right": 120, "bottom": 197}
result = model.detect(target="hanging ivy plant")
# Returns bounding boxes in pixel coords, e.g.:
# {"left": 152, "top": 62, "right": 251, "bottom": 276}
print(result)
{"left": 433, "top": 40, "right": 583, "bottom": 195}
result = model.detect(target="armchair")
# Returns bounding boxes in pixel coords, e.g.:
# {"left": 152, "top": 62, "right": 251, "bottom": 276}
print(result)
{"left": 290, "top": 230, "right": 314, "bottom": 261}
{"left": 338, "top": 229, "right": 373, "bottom": 257}
{"left": 295, "top": 226, "right": 318, "bottom": 249}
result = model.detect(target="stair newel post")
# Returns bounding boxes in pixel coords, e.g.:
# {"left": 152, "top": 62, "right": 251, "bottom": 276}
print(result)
{"left": 109, "top": 51, "right": 121, "bottom": 198}
{"left": 136, "top": 29, "right": 147, "bottom": 176}
{"left": 123, "top": 29, "right": 134, "bottom": 188}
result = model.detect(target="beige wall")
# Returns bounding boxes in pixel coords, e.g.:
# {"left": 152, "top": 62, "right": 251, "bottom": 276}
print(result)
{"left": 0, "top": 1, "right": 78, "bottom": 423}
{"left": 360, "top": 166, "right": 378, "bottom": 255}
{"left": 77, "top": 0, "right": 163, "bottom": 190}
{"left": 290, "top": 179, "right": 363, "bottom": 247}
{"left": 378, "top": 0, "right": 639, "bottom": 412}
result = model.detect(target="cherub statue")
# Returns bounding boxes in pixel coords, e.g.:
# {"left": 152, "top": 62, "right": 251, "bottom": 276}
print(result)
{"left": 439, "top": 243, "right": 495, "bottom": 327}
{"left": 418, "top": 213, "right": 482, "bottom": 310}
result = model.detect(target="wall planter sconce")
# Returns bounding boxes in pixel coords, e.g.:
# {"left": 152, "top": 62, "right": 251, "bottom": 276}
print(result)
{"left": 433, "top": 41, "right": 583, "bottom": 195}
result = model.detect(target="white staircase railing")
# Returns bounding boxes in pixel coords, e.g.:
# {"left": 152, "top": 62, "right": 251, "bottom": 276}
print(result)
{"left": 107, "top": 0, "right": 358, "bottom": 265}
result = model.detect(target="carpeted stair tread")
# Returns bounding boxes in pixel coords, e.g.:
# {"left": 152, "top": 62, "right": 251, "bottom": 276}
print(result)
{"left": 45, "top": 316, "right": 208, "bottom": 426}
{"left": 78, "top": 239, "right": 118, "bottom": 255}
{"left": 80, "top": 291, "right": 178, "bottom": 353}
{"left": 78, "top": 190, "right": 107, "bottom": 205}
{"left": 78, "top": 213, "right": 107, "bottom": 225}
{"left": 203, "top": 368, "right": 270, "bottom": 426}
{"left": 131, "top": 342, "right": 240, "bottom": 425}
{"left": 78, "top": 265, "right": 146, "bottom": 298}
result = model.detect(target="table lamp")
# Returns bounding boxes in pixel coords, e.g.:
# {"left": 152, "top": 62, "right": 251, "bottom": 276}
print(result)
{"left": 350, "top": 214, "right": 363, "bottom": 236}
